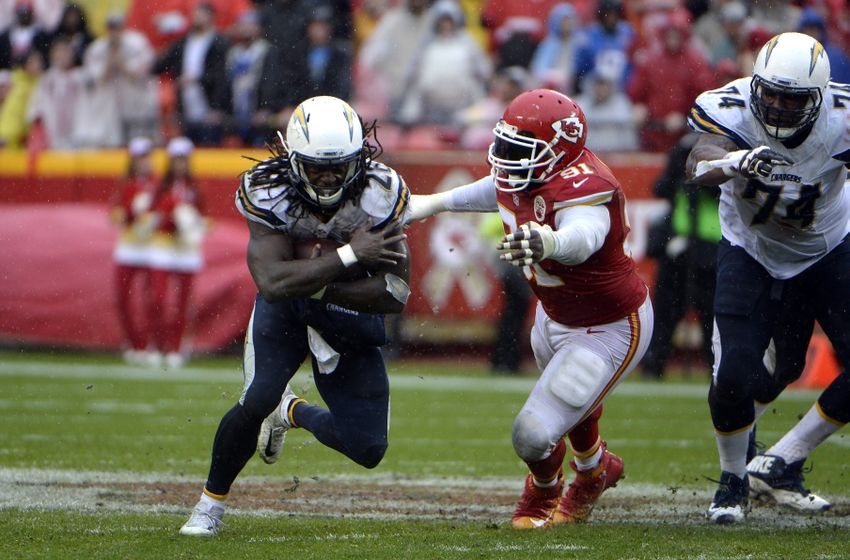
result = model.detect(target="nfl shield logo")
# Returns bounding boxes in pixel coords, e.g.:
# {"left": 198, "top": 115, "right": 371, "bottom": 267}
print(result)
{"left": 534, "top": 196, "right": 546, "bottom": 221}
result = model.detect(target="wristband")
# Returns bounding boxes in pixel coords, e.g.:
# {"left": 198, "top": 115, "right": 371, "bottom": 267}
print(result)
{"left": 336, "top": 244, "right": 358, "bottom": 267}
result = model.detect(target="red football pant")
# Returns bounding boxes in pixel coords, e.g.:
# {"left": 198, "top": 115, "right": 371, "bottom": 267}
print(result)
{"left": 114, "top": 264, "right": 150, "bottom": 351}
{"left": 148, "top": 269, "right": 194, "bottom": 353}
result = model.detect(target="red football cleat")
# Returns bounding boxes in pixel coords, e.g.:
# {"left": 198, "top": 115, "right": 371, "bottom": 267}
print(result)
{"left": 511, "top": 471, "right": 564, "bottom": 529}
{"left": 552, "top": 442, "right": 623, "bottom": 525}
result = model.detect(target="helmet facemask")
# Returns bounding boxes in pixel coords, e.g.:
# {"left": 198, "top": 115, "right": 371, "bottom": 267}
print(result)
{"left": 289, "top": 147, "right": 363, "bottom": 210}
{"left": 488, "top": 121, "right": 563, "bottom": 192}
{"left": 750, "top": 76, "right": 822, "bottom": 140}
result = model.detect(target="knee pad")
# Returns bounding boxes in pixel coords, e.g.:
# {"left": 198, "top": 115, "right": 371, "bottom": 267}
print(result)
{"left": 512, "top": 410, "right": 555, "bottom": 462}
{"left": 546, "top": 346, "right": 611, "bottom": 409}
{"left": 240, "top": 386, "right": 283, "bottom": 420}
{"left": 352, "top": 442, "right": 387, "bottom": 469}
{"left": 714, "top": 346, "right": 761, "bottom": 401}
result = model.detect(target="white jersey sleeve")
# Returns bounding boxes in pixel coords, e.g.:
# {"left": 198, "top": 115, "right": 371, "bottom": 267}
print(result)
{"left": 688, "top": 78, "right": 850, "bottom": 279}
{"left": 360, "top": 162, "right": 410, "bottom": 229}
{"left": 445, "top": 175, "right": 499, "bottom": 212}
{"left": 235, "top": 168, "right": 290, "bottom": 230}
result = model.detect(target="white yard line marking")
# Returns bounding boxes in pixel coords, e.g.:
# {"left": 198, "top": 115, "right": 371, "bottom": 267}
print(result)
{"left": 0, "top": 467, "right": 847, "bottom": 528}
{"left": 0, "top": 361, "right": 824, "bottom": 400}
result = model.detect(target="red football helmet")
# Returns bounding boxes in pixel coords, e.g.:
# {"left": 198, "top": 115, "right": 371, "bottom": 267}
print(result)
{"left": 488, "top": 89, "right": 588, "bottom": 192}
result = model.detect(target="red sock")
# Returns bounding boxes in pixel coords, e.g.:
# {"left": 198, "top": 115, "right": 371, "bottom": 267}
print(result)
{"left": 527, "top": 438, "right": 567, "bottom": 483}
{"left": 568, "top": 405, "right": 602, "bottom": 455}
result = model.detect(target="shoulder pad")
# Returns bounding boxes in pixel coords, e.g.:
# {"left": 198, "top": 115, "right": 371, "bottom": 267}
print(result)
{"left": 234, "top": 168, "right": 288, "bottom": 229}
{"left": 688, "top": 78, "right": 752, "bottom": 148}
{"left": 547, "top": 175, "right": 616, "bottom": 211}
{"left": 361, "top": 162, "right": 410, "bottom": 229}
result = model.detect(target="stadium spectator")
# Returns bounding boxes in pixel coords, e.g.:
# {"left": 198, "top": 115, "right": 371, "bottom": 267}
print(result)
{"left": 358, "top": 0, "right": 433, "bottom": 121}
{"left": 0, "top": 2, "right": 51, "bottom": 69}
{"left": 26, "top": 36, "right": 84, "bottom": 148}
{"left": 111, "top": 137, "right": 157, "bottom": 366}
{"left": 480, "top": 0, "right": 562, "bottom": 69}
{"left": 77, "top": 12, "right": 159, "bottom": 147}
{"left": 124, "top": 0, "right": 253, "bottom": 52}
{"left": 224, "top": 10, "right": 270, "bottom": 145}
{"left": 574, "top": 66, "right": 638, "bottom": 152}
{"left": 145, "top": 136, "right": 206, "bottom": 369}
{"left": 352, "top": 0, "right": 390, "bottom": 51}
{"left": 296, "top": 7, "right": 353, "bottom": 102}
{"left": 45, "top": 3, "right": 91, "bottom": 67}
{"left": 154, "top": 2, "right": 230, "bottom": 146}
{"left": 573, "top": 0, "right": 633, "bottom": 94}
{"left": 397, "top": 0, "right": 490, "bottom": 126}
{"left": 628, "top": 10, "right": 713, "bottom": 152}
{"left": 529, "top": 2, "right": 582, "bottom": 94}
{"left": 0, "top": 0, "right": 64, "bottom": 35}
{"left": 454, "top": 65, "right": 528, "bottom": 149}
{"left": 750, "top": 0, "right": 801, "bottom": 35}
{"left": 258, "top": 0, "right": 326, "bottom": 54}
{"left": 694, "top": 1, "right": 748, "bottom": 65}
{"left": 798, "top": 7, "right": 850, "bottom": 84}
{"left": 640, "top": 133, "right": 718, "bottom": 379}
{"left": 0, "top": 47, "right": 41, "bottom": 147}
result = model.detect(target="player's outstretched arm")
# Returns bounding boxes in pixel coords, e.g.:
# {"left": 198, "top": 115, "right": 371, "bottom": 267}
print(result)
{"left": 686, "top": 133, "right": 793, "bottom": 186}
{"left": 405, "top": 176, "right": 498, "bottom": 224}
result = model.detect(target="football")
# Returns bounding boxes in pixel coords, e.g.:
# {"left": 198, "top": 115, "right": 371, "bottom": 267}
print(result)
{"left": 293, "top": 238, "right": 369, "bottom": 280}
{"left": 293, "top": 238, "right": 342, "bottom": 260}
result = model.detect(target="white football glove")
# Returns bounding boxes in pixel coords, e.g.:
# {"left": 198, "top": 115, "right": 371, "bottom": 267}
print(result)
{"left": 498, "top": 222, "right": 555, "bottom": 267}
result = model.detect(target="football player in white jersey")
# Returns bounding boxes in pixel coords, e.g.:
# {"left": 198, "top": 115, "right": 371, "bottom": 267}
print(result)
{"left": 685, "top": 32, "right": 850, "bottom": 524}
{"left": 180, "top": 96, "right": 411, "bottom": 536}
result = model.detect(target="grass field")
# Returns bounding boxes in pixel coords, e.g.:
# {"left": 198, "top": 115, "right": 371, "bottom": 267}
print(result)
{"left": 1, "top": 350, "right": 848, "bottom": 559}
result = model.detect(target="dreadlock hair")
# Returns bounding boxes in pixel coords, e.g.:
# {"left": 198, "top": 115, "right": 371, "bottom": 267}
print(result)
{"left": 241, "top": 118, "right": 384, "bottom": 219}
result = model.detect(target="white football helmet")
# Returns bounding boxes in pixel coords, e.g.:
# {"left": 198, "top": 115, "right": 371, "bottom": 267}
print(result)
{"left": 750, "top": 32, "right": 830, "bottom": 140}
{"left": 284, "top": 96, "right": 365, "bottom": 210}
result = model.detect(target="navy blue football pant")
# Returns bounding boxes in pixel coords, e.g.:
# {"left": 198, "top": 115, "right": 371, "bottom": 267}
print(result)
{"left": 205, "top": 295, "right": 389, "bottom": 495}
{"left": 710, "top": 236, "right": 850, "bottom": 432}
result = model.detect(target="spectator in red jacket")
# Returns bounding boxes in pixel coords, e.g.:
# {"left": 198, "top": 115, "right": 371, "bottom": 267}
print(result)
{"left": 627, "top": 10, "right": 713, "bottom": 152}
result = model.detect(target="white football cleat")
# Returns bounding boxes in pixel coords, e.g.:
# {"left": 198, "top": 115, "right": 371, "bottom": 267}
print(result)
{"left": 747, "top": 453, "right": 831, "bottom": 512}
{"left": 179, "top": 498, "right": 225, "bottom": 537}
{"left": 257, "top": 384, "right": 301, "bottom": 464}
{"left": 707, "top": 471, "right": 750, "bottom": 524}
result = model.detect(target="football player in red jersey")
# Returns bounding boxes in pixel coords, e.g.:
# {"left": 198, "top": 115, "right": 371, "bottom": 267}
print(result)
{"left": 408, "top": 89, "right": 653, "bottom": 528}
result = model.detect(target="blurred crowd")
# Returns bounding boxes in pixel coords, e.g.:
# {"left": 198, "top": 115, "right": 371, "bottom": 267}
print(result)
{"left": 0, "top": 0, "right": 848, "bottom": 153}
